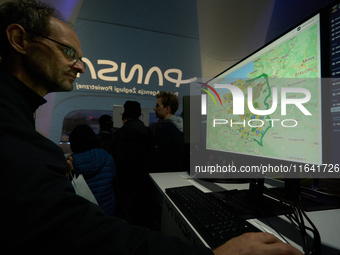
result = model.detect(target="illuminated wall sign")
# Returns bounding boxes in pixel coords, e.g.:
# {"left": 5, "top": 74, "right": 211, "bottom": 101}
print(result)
{"left": 74, "top": 58, "right": 197, "bottom": 96}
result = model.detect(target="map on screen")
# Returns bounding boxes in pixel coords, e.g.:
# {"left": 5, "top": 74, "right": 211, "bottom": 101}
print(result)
{"left": 206, "top": 16, "right": 322, "bottom": 165}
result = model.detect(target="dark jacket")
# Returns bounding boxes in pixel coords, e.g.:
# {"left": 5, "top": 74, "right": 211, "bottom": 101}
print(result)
{"left": 73, "top": 148, "right": 116, "bottom": 215}
{"left": 0, "top": 70, "right": 213, "bottom": 255}
{"left": 113, "top": 118, "right": 154, "bottom": 183}
{"left": 96, "top": 130, "right": 114, "bottom": 155}
{"left": 112, "top": 118, "right": 161, "bottom": 229}
{"left": 154, "top": 115, "right": 185, "bottom": 172}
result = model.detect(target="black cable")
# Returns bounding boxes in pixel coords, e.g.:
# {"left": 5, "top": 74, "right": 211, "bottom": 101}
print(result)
{"left": 293, "top": 185, "right": 321, "bottom": 255}
{"left": 259, "top": 181, "right": 313, "bottom": 254}
{"left": 248, "top": 182, "right": 303, "bottom": 246}
{"left": 248, "top": 179, "right": 321, "bottom": 255}
{"left": 297, "top": 198, "right": 321, "bottom": 255}
{"left": 292, "top": 198, "right": 309, "bottom": 254}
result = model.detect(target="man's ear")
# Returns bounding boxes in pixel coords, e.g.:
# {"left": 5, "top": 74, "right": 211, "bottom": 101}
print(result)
{"left": 166, "top": 105, "right": 171, "bottom": 114}
{"left": 6, "top": 24, "right": 29, "bottom": 55}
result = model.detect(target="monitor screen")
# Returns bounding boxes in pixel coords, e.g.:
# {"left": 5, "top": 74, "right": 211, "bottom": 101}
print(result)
{"left": 204, "top": 13, "right": 323, "bottom": 169}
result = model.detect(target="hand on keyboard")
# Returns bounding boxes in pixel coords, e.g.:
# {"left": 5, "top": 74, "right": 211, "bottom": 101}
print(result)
{"left": 212, "top": 232, "right": 304, "bottom": 255}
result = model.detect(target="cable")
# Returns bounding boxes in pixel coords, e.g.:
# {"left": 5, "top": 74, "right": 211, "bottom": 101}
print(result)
{"left": 297, "top": 195, "right": 321, "bottom": 255}
{"left": 244, "top": 182, "right": 301, "bottom": 246}
{"left": 289, "top": 183, "right": 321, "bottom": 255}
{"left": 291, "top": 198, "right": 309, "bottom": 254}
{"left": 256, "top": 180, "right": 321, "bottom": 255}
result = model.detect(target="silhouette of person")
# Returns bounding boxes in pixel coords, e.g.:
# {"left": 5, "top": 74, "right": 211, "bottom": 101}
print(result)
{"left": 70, "top": 124, "right": 116, "bottom": 215}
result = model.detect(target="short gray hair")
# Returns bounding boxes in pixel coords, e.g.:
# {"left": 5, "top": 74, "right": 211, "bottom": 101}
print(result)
{"left": 0, "top": 0, "right": 64, "bottom": 61}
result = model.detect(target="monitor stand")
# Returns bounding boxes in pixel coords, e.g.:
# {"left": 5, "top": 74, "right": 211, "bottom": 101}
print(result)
{"left": 210, "top": 178, "right": 340, "bottom": 219}
{"left": 209, "top": 179, "right": 285, "bottom": 219}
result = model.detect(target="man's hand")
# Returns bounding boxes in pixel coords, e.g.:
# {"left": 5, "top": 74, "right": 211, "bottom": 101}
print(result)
{"left": 213, "top": 232, "right": 304, "bottom": 255}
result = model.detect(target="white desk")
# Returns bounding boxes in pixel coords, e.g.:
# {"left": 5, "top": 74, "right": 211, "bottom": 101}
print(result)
{"left": 150, "top": 172, "right": 340, "bottom": 254}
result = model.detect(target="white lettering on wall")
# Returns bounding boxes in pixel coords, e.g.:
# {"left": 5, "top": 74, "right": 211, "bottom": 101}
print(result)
{"left": 97, "top": 60, "right": 118, "bottom": 81}
{"left": 78, "top": 57, "right": 197, "bottom": 87}
{"left": 121, "top": 62, "right": 143, "bottom": 84}
{"left": 145, "top": 66, "right": 163, "bottom": 86}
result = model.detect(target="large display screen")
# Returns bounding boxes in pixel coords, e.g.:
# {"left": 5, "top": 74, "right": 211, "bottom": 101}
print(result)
{"left": 205, "top": 14, "right": 322, "bottom": 165}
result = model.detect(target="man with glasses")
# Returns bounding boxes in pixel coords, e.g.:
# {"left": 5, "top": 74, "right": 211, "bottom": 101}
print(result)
{"left": 0, "top": 1, "right": 303, "bottom": 255}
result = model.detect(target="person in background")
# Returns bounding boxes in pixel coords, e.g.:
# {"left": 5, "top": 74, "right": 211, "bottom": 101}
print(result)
{"left": 113, "top": 101, "right": 161, "bottom": 230}
{"left": 0, "top": 0, "right": 304, "bottom": 254}
{"left": 96, "top": 114, "right": 114, "bottom": 155}
{"left": 69, "top": 124, "right": 116, "bottom": 215}
{"left": 153, "top": 91, "right": 185, "bottom": 172}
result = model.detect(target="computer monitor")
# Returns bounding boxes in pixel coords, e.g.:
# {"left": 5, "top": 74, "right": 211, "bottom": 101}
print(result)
{"left": 189, "top": 11, "right": 325, "bottom": 212}
{"left": 189, "top": 2, "right": 340, "bottom": 213}
{"left": 187, "top": 8, "right": 340, "bottom": 255}
{"left": 204, "top": 13, "right": 323, "bottom": 175}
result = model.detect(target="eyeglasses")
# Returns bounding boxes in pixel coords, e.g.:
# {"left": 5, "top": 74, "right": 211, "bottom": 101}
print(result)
{"left": 28, "top": 32, "right": 86, "bottom": 69}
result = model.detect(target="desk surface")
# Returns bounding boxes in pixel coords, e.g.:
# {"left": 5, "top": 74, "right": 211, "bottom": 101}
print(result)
{"left": 150, "top": 172, "right": 340, "bottom": 254}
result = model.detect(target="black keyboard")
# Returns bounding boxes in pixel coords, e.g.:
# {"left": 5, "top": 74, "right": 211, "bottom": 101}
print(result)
{"left": 165, "top": 185, "right": 260, "bottom": 249}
